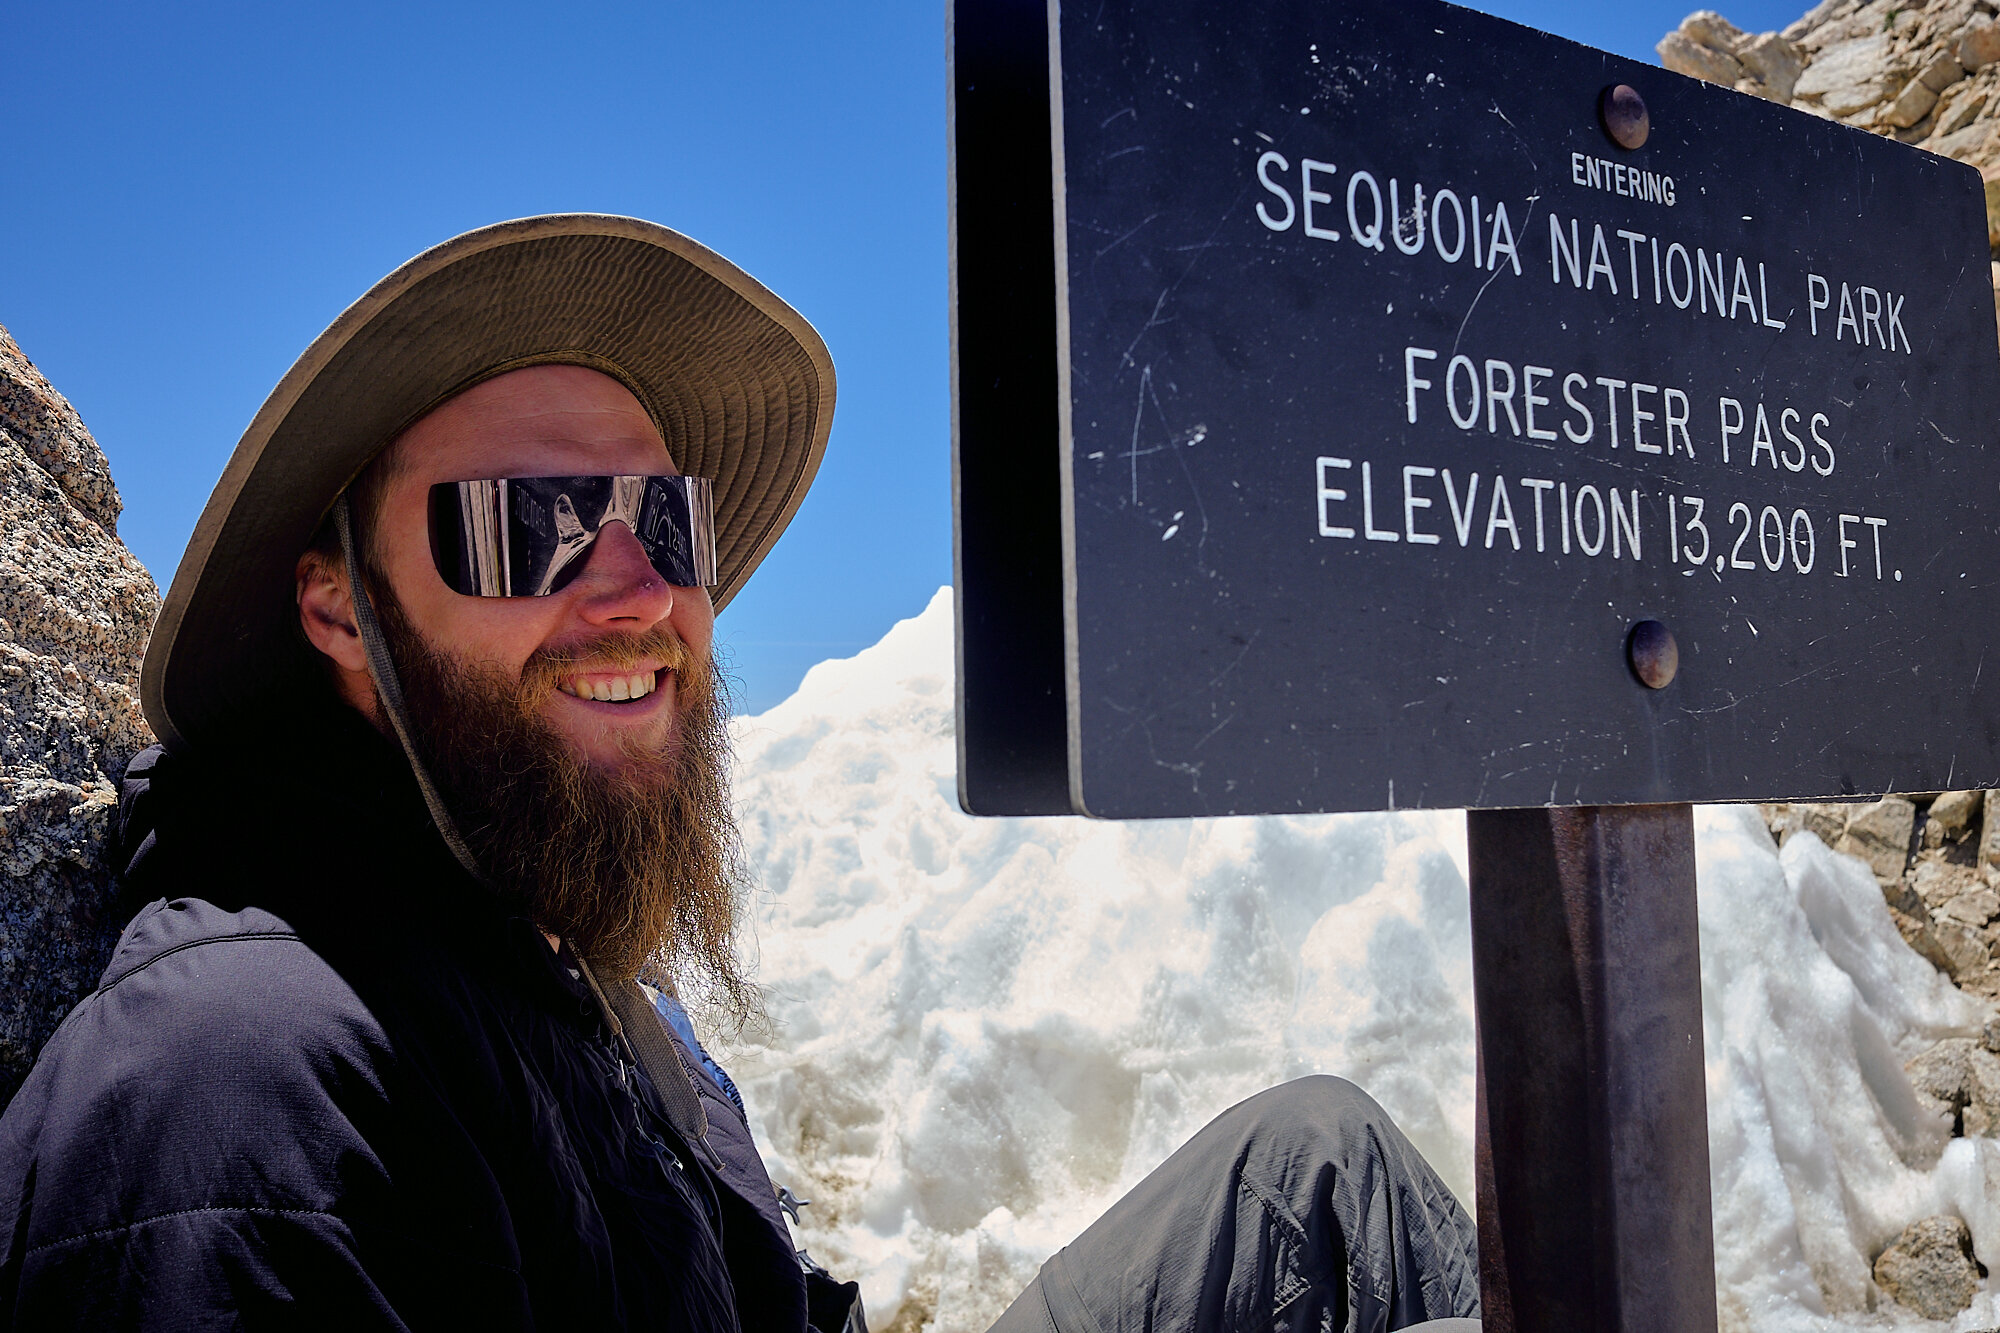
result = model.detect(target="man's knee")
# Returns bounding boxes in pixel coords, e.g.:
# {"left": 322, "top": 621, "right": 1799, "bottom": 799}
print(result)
{"left": 1215, "top": 1074, "right": 1395, "bottom": 1152}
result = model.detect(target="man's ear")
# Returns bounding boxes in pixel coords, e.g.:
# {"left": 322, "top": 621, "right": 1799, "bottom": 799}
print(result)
{"left": 297, "top": 553, "right": 387, "bottom": 728}
{"left": 297, "top": 552, "right": 370, "bottom": 676}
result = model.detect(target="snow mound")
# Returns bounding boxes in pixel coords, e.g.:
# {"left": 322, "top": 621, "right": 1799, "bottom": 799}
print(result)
{"left": 720, "top": 587, "right": 1999, "bottom": 1333}
{"left": 1699, "top": 814, "right": 1994, "bottom": 1333}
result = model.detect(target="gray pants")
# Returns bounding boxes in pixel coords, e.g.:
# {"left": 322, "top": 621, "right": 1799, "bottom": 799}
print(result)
{"left": 987, "top": 1077, "right": 1481, "bottom": 1333}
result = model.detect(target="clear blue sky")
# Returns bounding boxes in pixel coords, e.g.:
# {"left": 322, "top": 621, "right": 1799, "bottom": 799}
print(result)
{"left": 4, "top": 0, "right": 1806, "bottom": 713}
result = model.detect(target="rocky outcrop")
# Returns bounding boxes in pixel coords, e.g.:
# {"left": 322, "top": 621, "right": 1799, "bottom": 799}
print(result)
{"left": 1659, "top": 11, "right": 1808, "bottom": 103}
{"left": 1906, "top": 1035, "right": 2000, "bottom": 1135}
{"left": 1662, "top": 0, "right": 2000, "bottom": 154}
{"left": 1761, "top": 786, "right": 2000, "bottom": 1258}
{"left": 1764, "top": 793, "right": 2000, "bottom": 996}
{"left": 1663, "top": 1, "right": 2000, "bottom": 326}
{"left": 1765, "top": 797, "right": 1919, "bottom": 886}
{"left": 0, "top": 323, "right": 157, "bottom": 1106}
{"left": 1686, "top": 0, "right": 2000, "bottom": 989}
{"left": 1873, "top": 1215, "right": 1987, "bottom": 1319}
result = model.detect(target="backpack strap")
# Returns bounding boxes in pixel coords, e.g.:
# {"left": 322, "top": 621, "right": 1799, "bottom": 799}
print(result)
{"left": 572, "top": 952, "right": 723, "bottom": 1170}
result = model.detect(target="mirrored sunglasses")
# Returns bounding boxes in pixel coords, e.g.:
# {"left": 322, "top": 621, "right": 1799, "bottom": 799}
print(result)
{"left": 428, "top": 475, "right": 718, "bottom": 597}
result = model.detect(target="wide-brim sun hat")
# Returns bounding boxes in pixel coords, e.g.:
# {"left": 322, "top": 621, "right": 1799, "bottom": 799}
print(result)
{"left": 141, "top": 214, "right": 835, "bottom": 755}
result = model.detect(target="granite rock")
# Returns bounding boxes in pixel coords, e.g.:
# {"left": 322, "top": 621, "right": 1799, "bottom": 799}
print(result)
{"left": 1927, "top": 788, "right": 1982, "bottom": 839}
{"left": 1873, "top": 1215, "right": 1984, "bottom": 1319}
{"left": 1765, "top": 794, "right": 2000, "bottom": 990}
{"left": 1936, "top": 84, "right": 1991, "bottom": 139}
{"left": 1684, "top": 8, "right": 1750, "bottom": 50}
{"left": 1983, "top": 788, "right": 2000, "bottom": 869}
{"left": 1886, "top": 75, "right": 1942, "bottom": 127}
{"left": 1660, "top": 30, "right": 1748, "bottom": 86}
{"left": 1907, "top": 1037, "right": 2000, "bottom": 1136}
{"left": 1922, "top": 50, "right": 1971, "bottom": 92}
{"left": 1911, "top": 859, "right": 1983, "bottom": 912}
{"left": 1668, "top": 4, "right": 2000, "bottom": 251}
{"left": 1765, "top": 797, "right": 1918, "bottom": 888}
{"left": 1842, "top": 797, "right": 1919, "bottom": 886}
{"left": 1794, "top": 34, "right": 1896, "bottom": 104}
{"left": 1964, "top": 18, "right": 2000, "bottom": 70}
{"left": 1940, "top": 885, "right": 2000, "bottom": 926}
{"left": 0, "top": 322, "right": 157, "bottom": 1107}
{"left": 1740, "top": 30, "right": 1807, "bottom": 101}
{"left": 1933, "top": 919, "right": 1996, "bottom": 983}
{"left": 1659, "top": 11, "right": 1806, "bottom": 102}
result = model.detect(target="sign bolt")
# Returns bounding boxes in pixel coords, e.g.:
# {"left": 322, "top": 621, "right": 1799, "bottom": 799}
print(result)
{"left": 1600, "top": 84, "right": 1650, "bottom": 150}
{"left": 1627, "top": 620, "right": 1678, "bottom": 689}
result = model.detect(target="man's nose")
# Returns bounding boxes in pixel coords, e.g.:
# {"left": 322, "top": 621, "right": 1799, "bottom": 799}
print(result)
{"left": 569, "top": 521, "right": 675, "bottom": 627}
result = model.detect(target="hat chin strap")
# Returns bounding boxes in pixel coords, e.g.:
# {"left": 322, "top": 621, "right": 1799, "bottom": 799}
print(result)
{"left": 334, "top": 493, "right": 487, "bottom": 884}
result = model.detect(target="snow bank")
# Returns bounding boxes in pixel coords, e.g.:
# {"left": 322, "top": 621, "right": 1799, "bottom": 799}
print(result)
{"left": 1699, "top": 812, "right": 1995, "bottom": 1332}
{"left": 719, "top": 587, "right": 1998, "bottom": 1332}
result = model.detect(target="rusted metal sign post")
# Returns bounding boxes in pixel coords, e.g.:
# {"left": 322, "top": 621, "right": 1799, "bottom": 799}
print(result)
{"left": 948, "top": 0, "right": 2000, "bottom": 1326}
{"left": 1468, "top": 805, "right": 1712, "bottom": 1329}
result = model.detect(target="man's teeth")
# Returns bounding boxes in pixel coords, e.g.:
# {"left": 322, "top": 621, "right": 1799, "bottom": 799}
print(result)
{"left": 558, "top": 671, "right": 657, "bottom": 702}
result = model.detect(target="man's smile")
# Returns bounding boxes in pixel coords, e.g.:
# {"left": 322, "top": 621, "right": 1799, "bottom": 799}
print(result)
{"left": 557, "top": 668, "right": 662, "bottom": 703}
{"left": 548, "top": 658, "right": 679, "bottom": 721}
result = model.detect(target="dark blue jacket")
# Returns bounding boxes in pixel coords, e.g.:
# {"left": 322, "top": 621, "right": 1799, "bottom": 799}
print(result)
{"left": 0, "top": 706, "right": 851, "bottom": 1330}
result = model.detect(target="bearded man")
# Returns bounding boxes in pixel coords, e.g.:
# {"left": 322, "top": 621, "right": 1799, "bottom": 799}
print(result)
{"left": 0, "top": 217, "right": 1481, "bottom": 1332}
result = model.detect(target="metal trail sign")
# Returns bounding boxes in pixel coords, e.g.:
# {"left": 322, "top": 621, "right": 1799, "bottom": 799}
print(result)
{"left": 949, "top": 1, "right": 2000, "bottom": 1329}
{"left": 953, "top": 0, "right": 2000, "bottom": 822}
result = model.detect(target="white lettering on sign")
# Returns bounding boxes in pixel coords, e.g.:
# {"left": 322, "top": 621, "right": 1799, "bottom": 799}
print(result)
{"left": 1570, "top": 151, "right": 1676, "bottom": 206}
{"left": 1311, "top": 453, "right": 1895, "bottom": 582}
{"left": 1401, "top": 346, "right": 1743, "bottom": 468}
{"left": 1315, "top": 456, "right": 1354, "bottom": 538}
{"left": 1404, "top": 466, "right": 1441, "bottom": 544}
{"left": 1243, "top": 142, "right": 1931, "bottom": 604}
{"left": 1805, "top": 273, "right": 1912, "bottom": 353}
{"left": 1249, "top": 148, "right": 1922, "bottom": 359}
{"left": 1256, "top": 154, "right": 1522, "bottom": 272}
{"left": 1309, "top": 338, "right": 1897, "bottom": 582}
{"left": 1547, "top": 213, "right": 1786, "bottom": 331}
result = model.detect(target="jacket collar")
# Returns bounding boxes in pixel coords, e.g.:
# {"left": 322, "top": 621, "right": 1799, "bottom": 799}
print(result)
{"left": 112, "top": 696, "right": 601, "bottom": 1022}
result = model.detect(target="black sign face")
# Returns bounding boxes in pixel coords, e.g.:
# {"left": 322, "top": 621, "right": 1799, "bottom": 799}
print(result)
{"left": 949, "top": 0, "right": 2000, "bottom": 818}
